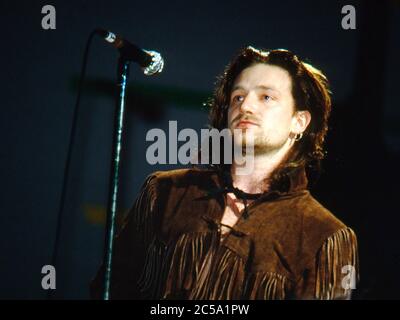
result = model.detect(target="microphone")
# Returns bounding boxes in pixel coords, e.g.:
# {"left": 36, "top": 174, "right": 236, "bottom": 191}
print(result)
{"left": 96, "top": 28, "right": 164, "bottom": 75}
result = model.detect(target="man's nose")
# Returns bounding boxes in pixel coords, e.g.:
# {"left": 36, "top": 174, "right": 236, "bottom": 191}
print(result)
{"left": 239, "top": 93, "right": 257, "bottom": 113}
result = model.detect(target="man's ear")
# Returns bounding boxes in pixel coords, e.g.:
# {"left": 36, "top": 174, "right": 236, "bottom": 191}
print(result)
{"left": 292, "top": 110, "right": 311, "bottom": 134}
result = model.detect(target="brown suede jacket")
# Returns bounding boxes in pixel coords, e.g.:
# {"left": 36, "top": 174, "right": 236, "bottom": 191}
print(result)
{"left": 91, "top": 167, "right": 359, "bottom": 300}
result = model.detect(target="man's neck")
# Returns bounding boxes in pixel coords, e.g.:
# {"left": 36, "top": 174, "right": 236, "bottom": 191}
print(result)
{"left": 230, "top": 142, "right": 291, "bottom": 194}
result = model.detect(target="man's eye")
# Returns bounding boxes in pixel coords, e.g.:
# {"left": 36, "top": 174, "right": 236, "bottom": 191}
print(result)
{"left": 264, "top": 95, "right": 271, "bottom": 102}
{"left": 232, "top": 95, "right": 243, "bottom": 102}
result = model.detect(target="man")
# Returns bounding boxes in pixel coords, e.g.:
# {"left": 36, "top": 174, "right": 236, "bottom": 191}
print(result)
{"left": 91, "top": 46, "right": 359, "bottom": 300}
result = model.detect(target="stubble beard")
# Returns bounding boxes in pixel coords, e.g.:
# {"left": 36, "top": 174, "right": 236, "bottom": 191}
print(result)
{"left": 233, "top": 128, "right": 285, "bottom": 156}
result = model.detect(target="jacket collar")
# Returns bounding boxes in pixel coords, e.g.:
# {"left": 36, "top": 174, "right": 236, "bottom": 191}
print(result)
{"left": 285, "top": 166, "right": 309, "bottom": 193}
{"left": 214, "top": 165, "right": 309, "bottom": 199}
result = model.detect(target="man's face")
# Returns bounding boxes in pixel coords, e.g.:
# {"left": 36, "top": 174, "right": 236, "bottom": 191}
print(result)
{"left": 227, "top": 63, "right": 297, "bottom": 154}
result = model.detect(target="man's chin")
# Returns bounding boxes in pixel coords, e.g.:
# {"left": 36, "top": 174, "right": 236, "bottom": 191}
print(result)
{"left": 238, "top": 136, "right": 276, "bottom": 153}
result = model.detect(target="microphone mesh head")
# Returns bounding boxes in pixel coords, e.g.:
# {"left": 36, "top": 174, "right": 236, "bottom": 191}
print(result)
{"left": 104, "top": 32, "right": 117, "bottom": 43}
{"left": 142, "top": 50, "right": 164, "bottom": 75}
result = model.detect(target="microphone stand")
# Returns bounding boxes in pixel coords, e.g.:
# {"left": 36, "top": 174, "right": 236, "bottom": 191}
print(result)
{"left": 103, "top": 55, "right": 130, "bottom": 300}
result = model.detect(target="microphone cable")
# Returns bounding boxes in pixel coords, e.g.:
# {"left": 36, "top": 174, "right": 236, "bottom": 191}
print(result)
{"left": 48, "top": 29, "right": 98, "bottom": 299}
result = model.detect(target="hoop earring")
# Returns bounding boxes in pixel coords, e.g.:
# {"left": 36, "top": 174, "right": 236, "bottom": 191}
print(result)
{"left": 294, "top": 132, "right": 303, "bottom": 141}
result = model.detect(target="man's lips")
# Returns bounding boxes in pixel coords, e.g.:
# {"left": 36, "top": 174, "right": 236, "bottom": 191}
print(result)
{"left": 236, "top": 120, "right": 258, "bottom": 127}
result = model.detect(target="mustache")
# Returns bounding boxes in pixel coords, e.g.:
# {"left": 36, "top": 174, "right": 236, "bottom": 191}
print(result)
{"left": 231, "top": 114, "right": 260, "bottom": 126}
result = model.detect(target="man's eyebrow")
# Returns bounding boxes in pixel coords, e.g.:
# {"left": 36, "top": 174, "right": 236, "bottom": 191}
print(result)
{"left": 231, "top": 85, "right": 280, "bottom": 93}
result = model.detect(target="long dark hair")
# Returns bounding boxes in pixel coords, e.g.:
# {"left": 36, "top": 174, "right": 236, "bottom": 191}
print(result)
{"left": 206, "top": 46, "right": 332, "bottom": 191}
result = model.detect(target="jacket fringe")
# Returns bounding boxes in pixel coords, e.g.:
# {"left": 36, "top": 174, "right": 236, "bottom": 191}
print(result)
{"left": 142, "top": 229, "right": 249, "bottom": 299}
{"left": 161, "top": 230, "right": 288, "bottom": 300}
{"left": 136, "top": 237, "right": 167, "bottom": 299}
{"left": 131, "top": 173, "right": 166, "bottom": 299}
{"left": 132, "top": 174, "right": 159, "bottom": 250}
{"left": 188, "top": 243, "right": 246, "bottom": 299}
{"left": 137, "top": 228, "right": 290, "bottom": 300}
{"left": 162, "top": 231, "right": 219, "bottom": 299}
{"left": 244, "top": 272, "right": 288, "bottom": 299}
{"left": 315, "top": 227, "right": 359, "bottom": 299}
